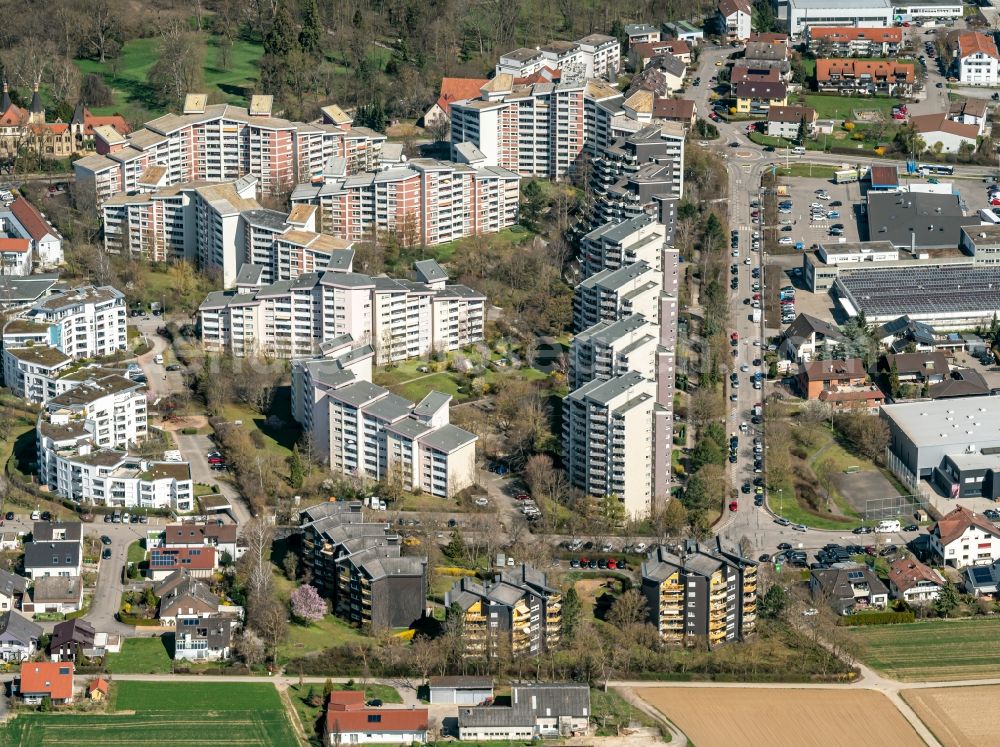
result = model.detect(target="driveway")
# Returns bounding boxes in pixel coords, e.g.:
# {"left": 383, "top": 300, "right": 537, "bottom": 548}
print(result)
{"left": 172, "top": 429, "right": 251, "bottom": 524}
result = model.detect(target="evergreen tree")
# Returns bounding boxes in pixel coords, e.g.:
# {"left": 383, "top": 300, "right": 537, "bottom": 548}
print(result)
{"left": 289, "top": 444, "right": 305, "bottom": 489}
{"left": 444, "top": 529, "right": 465, "bottom": 561}
{"left": 299, "top": 0, "right": 322, "bottom": 55}
{"left": 796, "top": 117, "right": 808, "bottom": 145}
{"left": 264, "top": 3, "right": 297, "bottom": 59}
{"left": 609, "top": 19, "right": 626, "bottom": 46}
{"left": 561, "top": 585, "right": 582, "bottom": 641}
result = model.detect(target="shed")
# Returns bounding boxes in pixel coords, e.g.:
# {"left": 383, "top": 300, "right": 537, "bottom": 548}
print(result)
{"left": 868, "top": 165, "right": 899, "bottom": 190}
{"left": 428, "top": 675, "right": 494, "bottom": 705}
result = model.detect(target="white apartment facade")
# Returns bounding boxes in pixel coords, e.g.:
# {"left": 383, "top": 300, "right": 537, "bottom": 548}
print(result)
{"left": 573, "top": 260, "right": 662, "bottom": 332}
{"left": 1, "top": 344, "right": 73, "bottom": 404}
{"left": 562, "top": 371, "right": 655, "bottom": 519}
{"left": 199, "top": 259, "right": 485, "bottom": 364}
{"left": 718, "top": 0, "right": 752, "bottom": 42}
{"left": 20, "top": 286, "right": 127, "bottom": 359}
{"left": 40, "top": 374, "right": 148, "bottom": 450}
{"left": 569, "top": 314, "right": 658, "bottom": 389}
{"left": 957, "top": 32, "right": 1000, "bottom": 86}
{"left": 579, "top": 215, "right": 667, "bottom": 278}
{"left": 73, "top": 95, "right": 386, "bottom": 207}
{"left": 495, "top": 35, "right": 620, "bottom": 81}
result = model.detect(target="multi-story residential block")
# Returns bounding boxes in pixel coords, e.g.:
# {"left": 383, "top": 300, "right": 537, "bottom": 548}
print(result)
{"left": 590, "top": 123, "right": 685, "bottom": 226}
{"left": 445, "top": 565, "right": 562, "bottom": 657}
{"left": 290, "top": 157, "right": 519, "bottom": 246}
{"left": 569, "top": 315, "right": 658, "bottom": 389}
{"left": 495, "top": 35, "right": 620, "bottom": 81}
{"left": 200, "top": 259, "right": 485, "bottom": 363}
{"left": 734, "top": 81, "right": 788, "bottom": 116}
{"left": 717, "top": 0, "right": 752, "bottom": 42}
{"left": 625, "top": 24, "right": 662, "bottom": 46}
{"left": 1, "top": 338, "right": 73, "bottom": 404}
{"left": 73, "top": 94, "right": 386, "bottom": 207}
{"left": 299, "top": 501, "right": 427, "bottom": 630}
{"left": 562, "top": 371, "right": 656, "bottom": 519}
{"left": 956, "top": 32, "right": 1000, "bottom": 86}
{"left": 12, "top": 285, "right": 127, "bottom": 359}
{"left": 40, "top": 374, "right": 148, "bottom": 450}
{"left": 579, "top": 215, "right": 669, "bottom": 278}
{"left": 815, "top": 60, "right": 914, "bottom": 96}
{"left": 573, "top": 261, "right": 662, "bottom": 332}
{"left": 807, "top": 26, "right": 902, "bottom": 57}
{"left": 641, "top": 539, "right": 758, "bottom": 646}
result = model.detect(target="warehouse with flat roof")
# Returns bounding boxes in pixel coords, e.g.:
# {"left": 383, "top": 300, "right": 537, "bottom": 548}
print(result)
{"left": 777, "top": 0, "right": 894, "bottom": 36}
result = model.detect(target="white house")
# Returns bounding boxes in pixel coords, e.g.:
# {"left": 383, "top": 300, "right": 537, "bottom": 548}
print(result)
{"left": 930, "top": 506, "right": 1000, "bottom": 568}
{"left": 766, "top": 105, "right": 816, "bottom": 140}
{"left": 910, "top": 113, "right": 979, "bottom": 155}
{"left": 718, "top": 0, "right": 752, "bottom": 42}
{"left": 324, "top": 692, "right": 429, "bottom": 745}
{"left": 957, "top": 32, "right": 1000, "bottom": 87}
{"left": 1, "top": 198, "right": 63, "bottom": 269}
{"left": 0, "top": 611, "right": 42, "bottom": 662}
{"left": 887, "top": 558, "right": 945, "bottom": 604}
{"left": 0, "top": 238, "right": 31, "bottom": 276}
{"left": 458, "top": 684, "right": 591, "bottom": 741}
{"left": 173, "top": 616, "right": 238, "bottom": 661}
{"left": 0, "top": 570, "right": 27, "bottom": 612}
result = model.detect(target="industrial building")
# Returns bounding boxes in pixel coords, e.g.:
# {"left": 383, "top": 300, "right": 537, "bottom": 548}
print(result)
{"left": 776, "top": 0, "right": 894, "bottom": 36}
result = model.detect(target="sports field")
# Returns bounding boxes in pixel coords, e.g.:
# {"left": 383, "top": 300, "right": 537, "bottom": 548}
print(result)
{"left": 848, "top": 618, "right": 1000, "bottom": 681}
{"left": 636, "top": 687, "right": 923, "bottom": 747}
{"left": 904, "top": 685, "right": 1000, "bottom": 747}
{"left": 0, "top": 681, "right": 300, "bottom": 747}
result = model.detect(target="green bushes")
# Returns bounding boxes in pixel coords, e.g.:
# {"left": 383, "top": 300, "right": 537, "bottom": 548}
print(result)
{"left": 180, "top": 427, "right": 198, "bottom": 435}
{"left": 838, "top": 610, "right": 915, "bottom": 626}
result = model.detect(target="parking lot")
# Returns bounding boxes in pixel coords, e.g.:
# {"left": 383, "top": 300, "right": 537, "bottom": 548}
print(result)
{"left": 769, "top": 173, "right": 865, "bottom": 253}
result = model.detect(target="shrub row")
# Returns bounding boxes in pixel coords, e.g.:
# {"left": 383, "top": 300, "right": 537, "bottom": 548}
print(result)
{"left": 837, "top": 610, "right": 915, "bottom": 626}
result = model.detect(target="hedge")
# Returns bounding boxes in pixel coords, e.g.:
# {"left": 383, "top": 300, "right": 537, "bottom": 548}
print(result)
{"left": 837, "top": 610, "right": 915, "bottom": 626}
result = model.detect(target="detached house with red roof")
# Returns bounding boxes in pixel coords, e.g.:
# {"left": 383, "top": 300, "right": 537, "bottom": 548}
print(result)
{"left": 324, "top": 691, "right": 429, "bottom": 745}
{"left": 423, "top": 78, "right": 489, "bottom": 131}
{"left": 956, "top": 32, "right": 1000, "bottom": 86}
{"left": 930, "top": 505, "right": 1000, "bottom": 568}
{"left": 0, "top": 197, "right": 64, "bottom": 270}
{"left": 16, "top": 661, "right": 74, "bottom": 705}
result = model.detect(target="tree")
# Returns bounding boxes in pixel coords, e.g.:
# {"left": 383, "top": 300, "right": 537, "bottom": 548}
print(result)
{"left": 519, "top": 179, "right": 545, "bottom": 230}
{"left": 282, "top": 551, "right": 299, "bottom": 580}
{"left": 253, "top": 598, "right": 289, "bottom": 660}
{"left": 299, "top": 0, "right": 322, "bottom": 55}
{"left": 889, "top": 359, "right": 901, "bottom": 399}
{"left": 289, "top": 444, "right": 305, "bottom": 489}
{"left": 933, "top": 582, "right": 961, "bottom": 617}
{"left": 689, "top": 388, "right": 724, "bottom": 428}
{"left": 238, "top": 516, "right": 275, "bottom": 610}
{"left": 561, "top": 585, "right": 582, "bottom": 642}
{"left": 758, "top": 584, "right": 788, "bottom": 619}
{"left": 444, "top": 528, "right": 465, "bottom": 561}
{"left": 752, "top": 0, "right": 778, "bottom": 32}
{"left": 598, "top": 494, "right": 626, "bottom": 528}
{"left": 234, "top": 628, "right": 266, "bottom": 666}
{"left": 290, "top": 584, "right": 328, "bottom": 623}
{"left": 147, "top": 25, "right": 205, "bottom": 108}
{"left": 796, "top": 117, "right": 808, "bottom": 145}
{"left": 657, "top": 499, "right": 689, "bottom": 538}
{"left": 608, "top": 588, "right": 647, "bottom": 628}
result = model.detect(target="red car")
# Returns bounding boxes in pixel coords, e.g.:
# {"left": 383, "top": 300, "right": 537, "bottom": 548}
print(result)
{"left": 709, "top": 112, "right": 720, "bottom": 121}
{"left": 208, "top": 456, "right": 225, "bottom": 464}
{"left": 515, "top": 493, "right": 529, "bottom": 501}
{"left": 729, "top": 501, "right": 739, "bottom": 512}
{"left": 752, "top": 293, "right": 761, "bottom": 300}
{"left": 607, "top": 559, "right": 618, "bottom": 569}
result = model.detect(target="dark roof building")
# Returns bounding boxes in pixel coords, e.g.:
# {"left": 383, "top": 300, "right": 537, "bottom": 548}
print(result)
{"left": 866, "top": 191, "right": 978, "bottom": 250}
{"left": 50, "top": 618, "right": 96, "bottom": 661}
{"left": 458, "top": 684, "right": 590, "bottom": 741}
{"left": 810, "top": 566, "right": 889, "bottom": 615}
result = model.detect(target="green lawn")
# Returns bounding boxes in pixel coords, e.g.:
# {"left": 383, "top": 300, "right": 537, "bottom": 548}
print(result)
{"left": 798, "top": 94, "right": 903, "bottom": 120}
{"left": 848, "top": 618, "right": 1000, "bottom": 681}
{"left": 277, "top": 614, "right": 369, "bottom": 664}
{"left": 105, "top": 636, "right": 173, "bottom": 674}
{"left": 127, "top": 540, "right": 146, "bottom": 564}
{"left": 220, "top": 391, "right": 299, "bottom": 460}
{"left": 0, "top": 681, "right": 301, "bottom": 747}
{"left": 75, "top": 35, "right": 265, "bottom": 115}
{"left": 775, "top": 163, "right": 839, "bottom": 179}
{"left": 768, "top": 477, "right": 857, "bottom": 530}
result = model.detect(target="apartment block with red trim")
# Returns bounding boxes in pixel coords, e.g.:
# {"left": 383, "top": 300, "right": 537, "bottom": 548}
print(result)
{"left": 290, "top": 158, "right": 519, "bottom": 247}
{"left": 74, "top": 94, "right": 386, "bottom": 208}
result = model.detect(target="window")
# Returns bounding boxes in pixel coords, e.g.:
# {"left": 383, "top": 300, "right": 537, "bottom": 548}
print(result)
{"left": 367, "top": 714, "right": 382, "bottom": 723}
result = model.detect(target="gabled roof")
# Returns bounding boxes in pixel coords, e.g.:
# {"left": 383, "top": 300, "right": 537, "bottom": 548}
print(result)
{"left": 325, "top": 696, "right": 429, "bottom": 735}
{"left": 0, "top": 570, "right": 26, "bottom": 598}
{"left": 932, "top": 506, "right": 997, "bottom": 547}
{"left": 783, "top": 313, "right": 846, "bottom": 344}
{"left": 767, "top": 105, "right": 815, "bottom": 124}
{"left": 928, "top": 369, "right": 991, "bottom": 399}
{"left": 0, "top": 610, "right": 42, "bottom": 644}
{"left": 809, "top": 27, "right": 901, "bottom": 43}
{"left": 18, "top": 662, "right": 73, "bottom": 700}
{"left": 816, "top": 59, "right": 914, "bottom": 83}
{"left": 652, "top": 98, "right": 695, "bottom": 121}
{"left": 435, "top": 78, "right": 490, "bottom": 115}
{"left": 801, "top": 358, "right": 866, "bottom": 382}
{"left": 718, "top": 0, "right": 751, "bottom": 17}
{"left": 883, "top": 351, "right": 949, "bottom": 378}
{"left": 888, "top": 558, "right": 944, "bottom": 594}
{"left": 910, "top": 112, "right": 979, "bottom": 140}
{"left": 958, "top": 32, "right": 1000, "bottom": 61}
{"left": 10, "top": 198, "right": 59, "bottom": 242}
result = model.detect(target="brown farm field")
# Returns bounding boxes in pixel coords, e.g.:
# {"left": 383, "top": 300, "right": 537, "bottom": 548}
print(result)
{"left": 635, "top": 687, "right": 923, "bottom": 747}
{"left": 904, "top": 685, "right": 1000, "bottom": 747}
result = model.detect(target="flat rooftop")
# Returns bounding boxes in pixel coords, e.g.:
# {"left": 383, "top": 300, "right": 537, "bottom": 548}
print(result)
{"left": 882, "top": 398, "right": 1000, "bottom": 450}
{"left": 789, "top": 0, "right": 890, "bottom": 7}
{"left": 866, "top": 192, "right": 979, "bottom": 249}
{"left": 837, "top": 265, "right": 1000, "bottom": 319}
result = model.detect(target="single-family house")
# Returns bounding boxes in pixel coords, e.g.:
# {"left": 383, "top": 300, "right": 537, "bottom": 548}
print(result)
{"left": 717, "top": 0, "right": 752, "bottom": 42}
{"left": 458, "top": 684, "right": 590, "bottom": 741}
{"left": 625, "top": 24, "right": 661, "bottom": 46}
{"left": 155, "top": 571, "right": 221, "bottom": 624}
{"left": 810, "top": 567, "right": 889, "bottom": 616}
{"left": 0, "top": 610, "right": 42, "bottom": 662}
{"left": 880, "top": 352, "right": 949, "bottom": 384}
{"left": 16, "top": 661, "right": 74, "bottom": 705}
{"left": 948, "top": 99, "right": 990, "bottom": 137}
{"left": 148, "top": 546, "right": 217, "bottom": 581}
{"left": 0, "top": 569, "right": 27, "bottom": 612}
{"left": 910, "top": 112, "right": 979, "bottom": 154}
{"left": 815, "top": 60, "right": 914, "bottom": 96}
{"left": 652, "top": 98, "right": 697, "bottom": 129}
{"left": 174, "top": 615, "right": 238, "bottom": 661}
{"left": 766, "top": 105, "right": 816, "bottom": 140}
{"left": 734, "top": 81, "right": 787, "bottom": 116}
{"left": 87, "top": 678, "right": 109, "bottom": 702}
{"left": 797, "top": 358, "right": 867, "bottom": 400}
{"left": 428, "top": 676, "right": 494, "bottom": 705}
{"left": 3, "top": 198, "right": 64, "bottom": 269}
{"left": 640, "top": 53, "right": 687, "bottom": 93}
{"left": 929, "top": 369, "right": 992, "bottom": 400}
{"left": 23, "top": 541, "right": 82, "bottom": 579}
{"left": 779, "top": 313, "right": 846, "bottom": 362}
{"left": 930, "top": 506, "right": 1000, "bottom": 568}
{"left": 324, "top": 691, "right": 429, "bottom": 745}
{"left": 50, "top": 618, "right": 96, "bottom": 662}
{"left": 888, "top": 558, "right": 945, "bottom": 604}
{"left": 24, "top": 575, "right": 83, "bottom": 615}
{"left": 630, "top": 39, "right": 691, "bottom": 70}
{"left": 875, "top": 315, "right": 938, "bottom": 352}
{"left": 162, "top": 522, "right": 241, "bottom": 561}
{"left": 956, "top": 32, "right": 1000, "bottom": 86}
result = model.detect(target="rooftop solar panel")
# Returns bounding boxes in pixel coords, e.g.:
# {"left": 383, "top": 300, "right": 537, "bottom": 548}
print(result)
{"left": 838, "top": 266, "right": 1000, "bottom": 319}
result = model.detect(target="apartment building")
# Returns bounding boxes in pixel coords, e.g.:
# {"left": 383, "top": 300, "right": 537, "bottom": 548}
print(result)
{"left": 807, "top": 26, "right": 902, "bottom": 57}
{"left": 74, "top": 94, "right": 386, "bottom": 207}
{"left": 445, "top": 564, "right": 561, "bottom": 657}
{"left": 734, "top": 81, "right": 788, "bottom": 116}
{"left": 718, "top": 0, "right": 752, "bottom": 41}
{"left": 1, "top": 340, "right": 73, "bottom": 404}
{"left": 641, "top": 539, "right": 758, "bottom": 646}
{"left": 39, "top": 374, "right": 147, "bottom": 450}
{"left": 573, "top": 261, "right": 662, "bottom": 332}
{"left": 199, "top": 259, "right": 485, "bottom": 364}
{"left": 495, "top": 35, "right": 620, "bottom": 81}
{"left": 290, "top": 157, "right": 519, "bottom": 246}
{"left": 15, "top": 286, "right": 127, "bottom": 359}
{"left": 579, "top": 215, "right": 669, "bottom": 278}
{"left": 590, "top": 123, "right": 685, "bottom": 226}
{"left": 562, "top": 371, "right": 656, "bottom": 519}
{"left": 956, "top": 32, "right": 1000, "bottom": 86}
{"left": 816, "top": 60, "right": 915, "bottom": 96}
{"left": 569, "top": 315, "right": 658, "bottom": 389}
{"left": 299, "top": 501, "right": 427, "bottom": 630}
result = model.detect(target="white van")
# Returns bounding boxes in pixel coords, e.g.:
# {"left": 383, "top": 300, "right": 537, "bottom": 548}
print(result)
{"left": 791, "top": 146, "right": 806, "bottom": 155}
{"left": 153, "top": 354, "right": 164, "bottom": 365}
{"left": 875, "top": 520, "right": 900, "bottom": 533}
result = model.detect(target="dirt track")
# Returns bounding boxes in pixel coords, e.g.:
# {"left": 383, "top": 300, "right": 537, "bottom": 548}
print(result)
{"left": 904, "top": 686, "right": 1000, "bottom": 747}
{"left": 635, "top": 687, "right": 924, "bottom": 747}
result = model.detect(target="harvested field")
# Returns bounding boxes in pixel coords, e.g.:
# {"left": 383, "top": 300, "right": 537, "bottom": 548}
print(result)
{"left": 904, "top": 685, "right": 1000, "bottom": 747}
{"left": 635, "top": 687, "right": 923, "bottom": 747}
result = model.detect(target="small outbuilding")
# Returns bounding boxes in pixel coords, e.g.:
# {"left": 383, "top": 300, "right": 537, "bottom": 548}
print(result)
{"left": 428, "top": 675, "right": 494, "bottom": 705}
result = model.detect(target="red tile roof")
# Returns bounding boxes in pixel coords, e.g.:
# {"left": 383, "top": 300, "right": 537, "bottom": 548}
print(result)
{"left": 932, "top": 506, "right": 996, "bottom": 547}
{"left": 653, "top": 98, "right": 695, "bottom": 121}
{"left": 869, "top": 165, "right": 899, "bottom": 186}
{"left": 149, "top": 546, "right": 217, "bottom": 571}
{"left": 19, "top": 662, "right": 74, "bottom": 701}
{"left": 768, "top": 105, "right": 815, "bottom": 124}
{"left": 0, "top": 238, "right": 29, "bottom": 253}
{"left": 889, "top": 558, "right": 944, "bottom": 593}
{"left": 325, "top": 691, "right": 429, "bottom": 735}
{"left": 816, "top": 59, "right": 914, "bottom": 83}
{"left": 809, "top": 27, "right": 902, "bottom": 43}
{"left": 0, "top": 103, "right": 28, "bottom": 126}
{"left": 436, "top": 78, "right": 490, "bottom": 115}
{"left": 910, "top": 112, "right": 980, "bottom": 140}
{"left": 632, "top": 40, "right": 691, "bottom": 60}
{"left": 10, "top": 198, "right": 57, "bottom": 242}
{"left": 958, "top": 32, "right": 1000, "bottom": 61}
{"left": 87, "top": 678, "right": 109, "bottom": 696}
{"left": 82, "top": 113, "right": 130, "bottom": 136}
